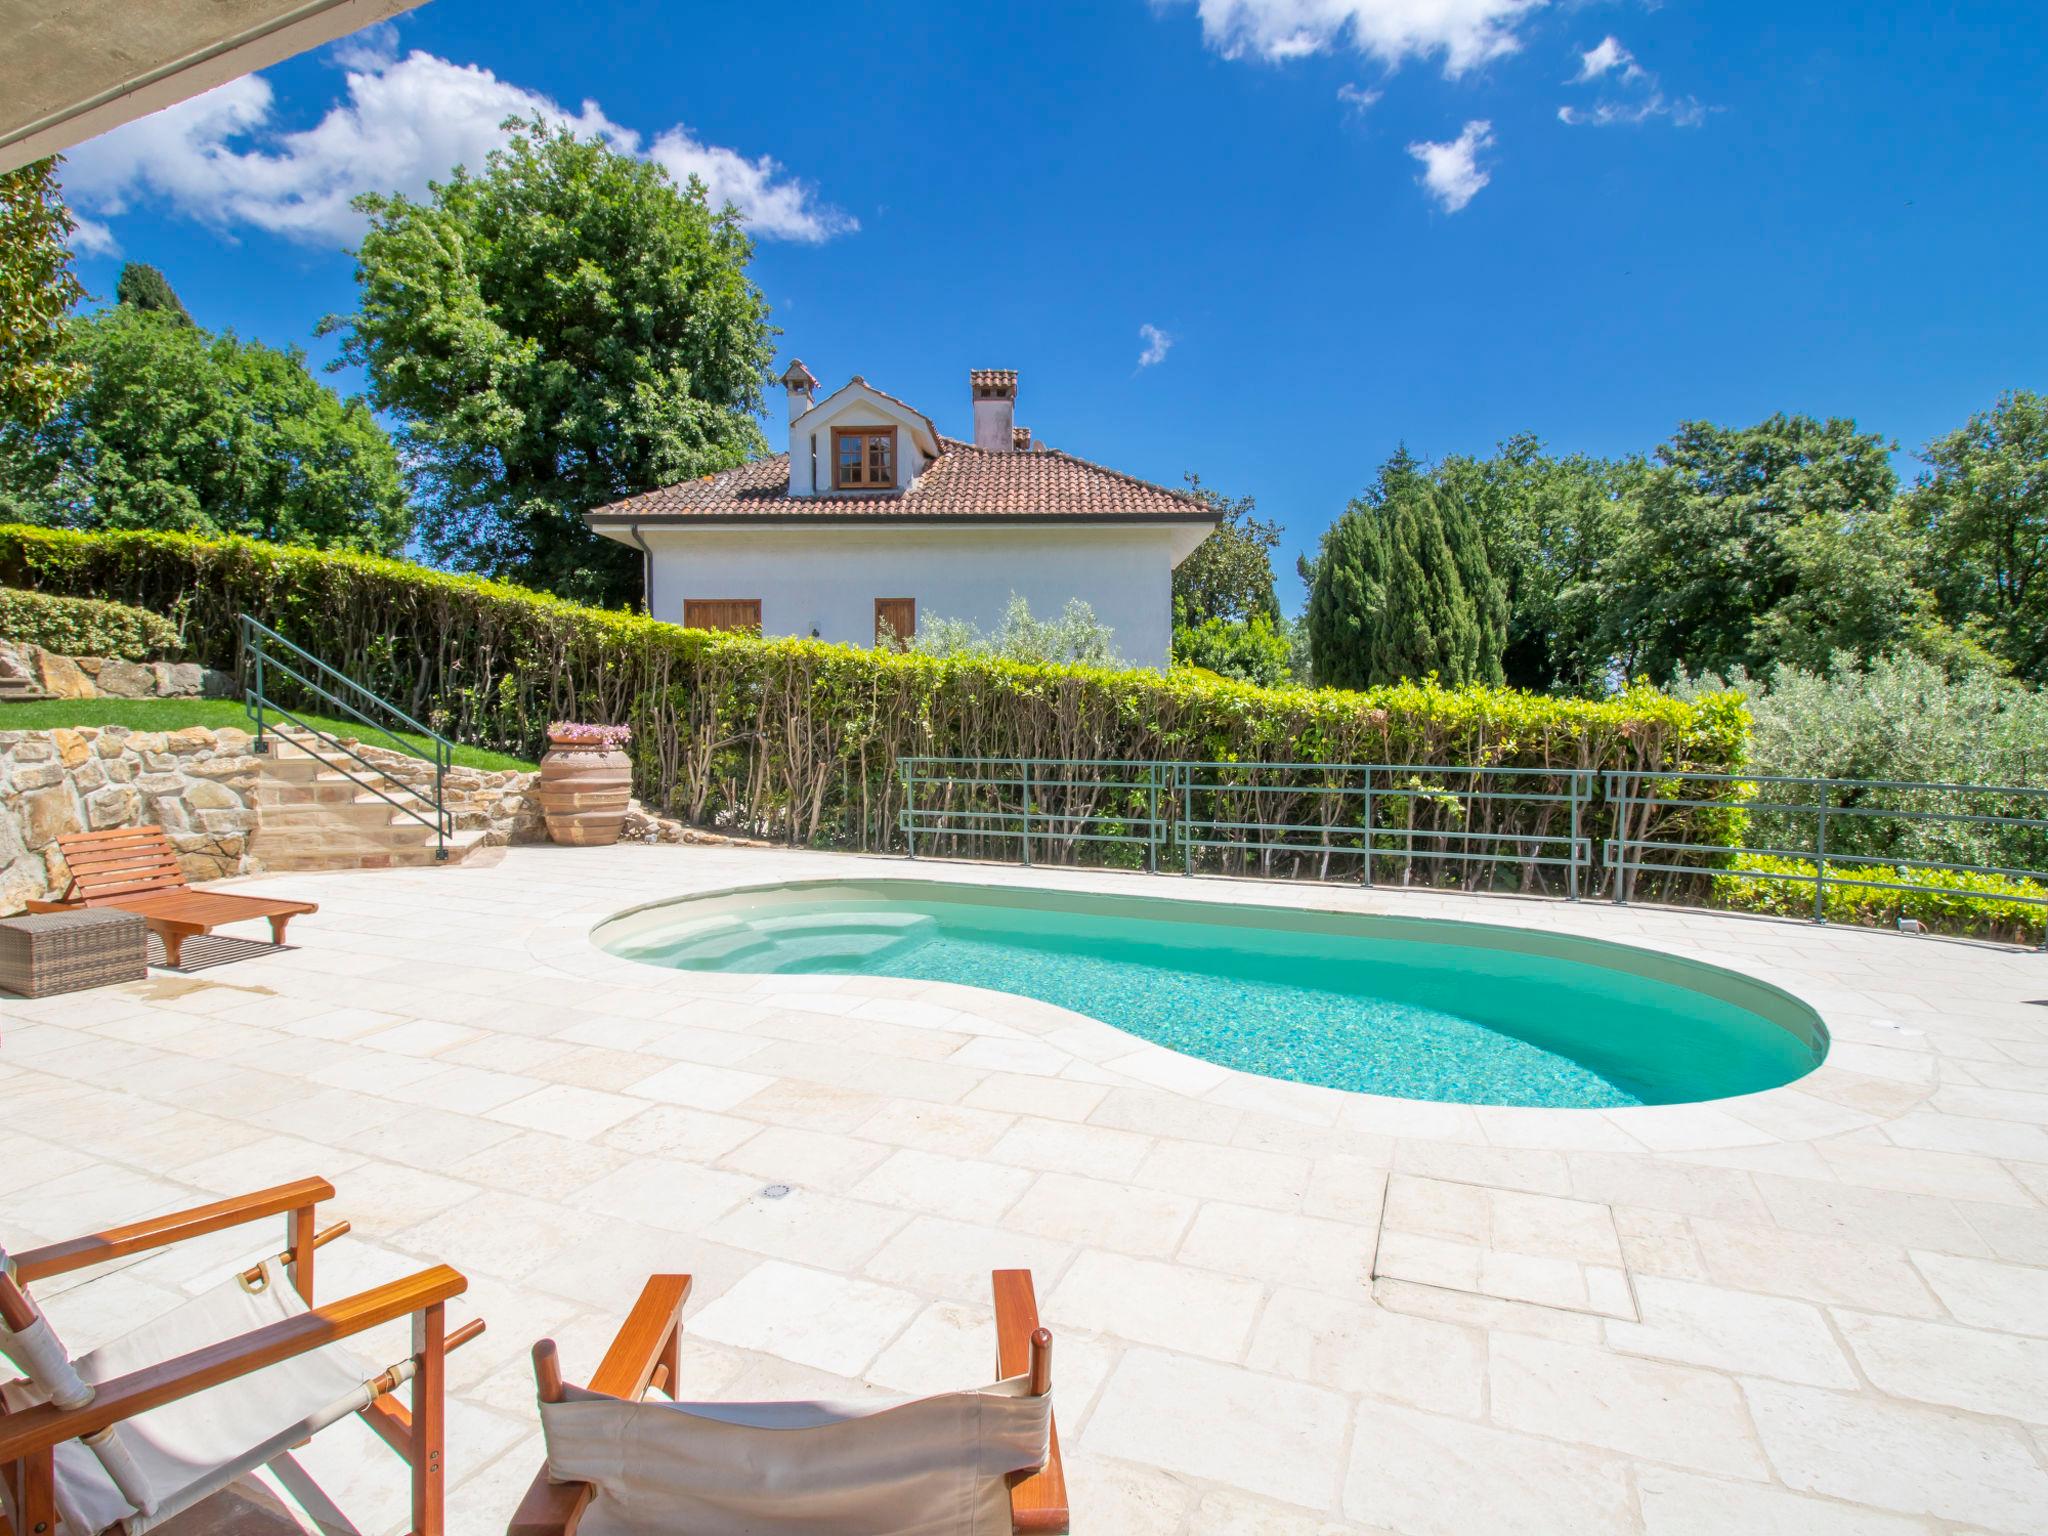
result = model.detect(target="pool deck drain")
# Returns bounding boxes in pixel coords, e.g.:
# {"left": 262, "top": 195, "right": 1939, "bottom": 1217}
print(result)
{"left": 5, "top": 843, "right": 2048, "bottom": 1535}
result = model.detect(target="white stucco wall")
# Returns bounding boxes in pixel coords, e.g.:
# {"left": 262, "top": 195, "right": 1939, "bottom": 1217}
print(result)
{"left": 639, "top": 523, "right": 1206, "bottom": 667}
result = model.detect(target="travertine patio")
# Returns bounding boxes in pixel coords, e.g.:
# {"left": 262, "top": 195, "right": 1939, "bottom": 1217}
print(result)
{"left": 5, "top": 844, "right": 2047, "bottom": 1534}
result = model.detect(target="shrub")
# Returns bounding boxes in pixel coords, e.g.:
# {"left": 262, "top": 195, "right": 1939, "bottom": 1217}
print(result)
{"left": 0, "top": 585, "right": 180, "bottom": 660}
{"left": 0, "top": 525, "right": 1748, "bottom": 868}
{"left": 1715, "top": 854, "right": 2046, "bottom": 945}
{"left": 1173, "top": 613, "right": 1295, "bottom": 688}
{"left": 909, "top": 595, "right": 1123, "bottom": 667}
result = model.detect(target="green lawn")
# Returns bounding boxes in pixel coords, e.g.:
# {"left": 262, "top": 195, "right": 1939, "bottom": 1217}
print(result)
{"left": 0, "top": 697, "right": 535, "bottom": 771}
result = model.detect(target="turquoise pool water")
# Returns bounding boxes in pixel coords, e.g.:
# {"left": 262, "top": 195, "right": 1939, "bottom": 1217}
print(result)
{"left": 595, "top": 880, "right": 1827, "bottom": 1109}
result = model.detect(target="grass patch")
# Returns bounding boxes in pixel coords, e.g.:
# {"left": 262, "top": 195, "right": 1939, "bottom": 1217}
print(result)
{"left": 0, "top": 697, "right": 536, "bottom": 772}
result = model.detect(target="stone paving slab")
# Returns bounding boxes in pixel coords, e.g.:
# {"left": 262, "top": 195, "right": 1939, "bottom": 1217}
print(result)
{"left": 4, "top": 843, "right": 2048, "bottom": 1533}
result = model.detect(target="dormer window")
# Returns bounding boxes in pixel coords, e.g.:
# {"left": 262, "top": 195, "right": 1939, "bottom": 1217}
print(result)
{"left": 833, "top": 427, "right": 896, "bottom": 490}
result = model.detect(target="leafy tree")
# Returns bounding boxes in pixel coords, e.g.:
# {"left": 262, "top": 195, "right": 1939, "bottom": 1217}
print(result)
{"left": 1173, "top": 611, "right": 1294, "bottom": 687}
{"left": 323, "top": 116, "right": 777, "bottom": 605}
{"left": 1438, "top": 435, "right": 1641, "bottom": 693}
{"left": 1173, "top": 476, "right": 1281, "bottom": 626}
{"left": 1603, "top": 415, "right": 1914, "bottom": 682}
{"left": 1907, "top": 390, "right": 2048, "bottom": 681}
{"left": 0, "top": 158, "right": 86, "bottom": 430}
{"left": 114, "top": 262, "right": 193, "bottom": 324}
{"left": 0, "top": 306, "right": 409, "bottom": 553}
{"left": 1305, "top": 448, "right": 1505, "bottom": 688}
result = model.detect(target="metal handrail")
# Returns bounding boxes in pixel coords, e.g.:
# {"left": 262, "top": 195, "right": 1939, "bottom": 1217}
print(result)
{"left": 239, "top": 615, "right": 452, "bottom": 860}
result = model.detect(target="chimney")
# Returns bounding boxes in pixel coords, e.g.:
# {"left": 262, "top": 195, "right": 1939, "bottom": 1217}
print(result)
{"left": 971, "top": 369, "right": 1017, "bottom": 452}
{"left": 781, "top": 358, "right": 818, "bottom": 427}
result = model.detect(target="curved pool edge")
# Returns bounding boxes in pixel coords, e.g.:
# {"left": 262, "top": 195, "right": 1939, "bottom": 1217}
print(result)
{"left": 587, "top": 873, "right": 1833, "bottom": 1115}
{"left": 516, "top": 857, "right": 1919, "bottom": 1151}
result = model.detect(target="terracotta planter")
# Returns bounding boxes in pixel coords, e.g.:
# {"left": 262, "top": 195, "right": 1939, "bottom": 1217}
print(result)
{"left": 536, "top": 736, "right": 632, "bottom": 846}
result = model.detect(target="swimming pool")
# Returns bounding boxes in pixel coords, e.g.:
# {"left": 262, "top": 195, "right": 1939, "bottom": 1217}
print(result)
{"left": 595, "top": 880, "right": 1828, "bottom": 1109}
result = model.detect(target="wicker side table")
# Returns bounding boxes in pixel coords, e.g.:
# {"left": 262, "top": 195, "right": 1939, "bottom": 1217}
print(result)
{"left": 0, "top": 909, "right": 149, "bottom": 997}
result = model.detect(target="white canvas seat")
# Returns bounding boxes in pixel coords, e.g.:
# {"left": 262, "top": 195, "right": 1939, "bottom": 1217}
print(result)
{"left": 2, "top": 1263, "right": 372, "bottom": 1534}
{"left": 0, "top": 1177, "right": 476, "bottom": 1536}
{"left": 512, "top": 1271, "right": 1069, "bottom": 1536}
{"left": 539, "top": 1377, "right": 1051, "bottom": 1536}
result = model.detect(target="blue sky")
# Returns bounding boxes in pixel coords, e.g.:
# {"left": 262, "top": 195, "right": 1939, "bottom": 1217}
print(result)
{"left": 53, "top": 0, "right": 2048, "bottom": 607}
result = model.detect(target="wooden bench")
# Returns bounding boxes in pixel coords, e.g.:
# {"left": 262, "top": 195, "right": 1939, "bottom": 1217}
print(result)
{"left": 27, "top": 825, "right": 316, "bottom": 969}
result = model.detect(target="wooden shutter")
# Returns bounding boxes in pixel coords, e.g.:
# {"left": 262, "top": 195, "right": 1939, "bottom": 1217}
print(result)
{"left": 875, "top": 598, "right": 915, "bottom": 647}
{"left": 684, "top": 599, "right": 762, "bottom": 633}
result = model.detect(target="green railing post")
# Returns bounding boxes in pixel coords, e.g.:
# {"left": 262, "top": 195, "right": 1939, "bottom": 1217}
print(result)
{"left": 1146, "top": 761, "right": 1159, "bottom": 874}
{"left": 1361, "top": 768, "right": 1375, "bottom": 887}
{"left": 904, "top": 763, "right": 918, "bottom": 858}
{"left": 1569, "top": 772, "right": 1583, "bottom": 901}
{"left": 1183, "top": 762, "right": 1195, "bottom": 876}
{"left": 1611, "top": 771, "right": 1630, "bottom": 906}
{"left": 1813, "top": 782, "right": 1830, "bottom": 925}
{"left": 1021, "top": 760, "right": 1032, "bottom": 868}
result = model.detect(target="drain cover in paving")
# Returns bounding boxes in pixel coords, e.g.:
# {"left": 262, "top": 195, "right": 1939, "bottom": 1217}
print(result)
{"left": 1371, "top": 1173, "right": 1638, "bottom": 1321}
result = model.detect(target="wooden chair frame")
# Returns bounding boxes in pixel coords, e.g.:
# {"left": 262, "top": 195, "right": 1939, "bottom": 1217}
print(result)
{"left": 26, "top": 826, "right": 316, "bottom": 969}
{"left": 0, "top": 1177, "right": 477, "bottom": 1536}
{"left": 508, "top": 1268, "right": 1068, "bottom": 1536}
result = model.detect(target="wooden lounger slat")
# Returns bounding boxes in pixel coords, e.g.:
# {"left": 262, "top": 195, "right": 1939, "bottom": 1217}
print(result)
{"left": 47, "top": 826, "right": 318, "bottom": 969}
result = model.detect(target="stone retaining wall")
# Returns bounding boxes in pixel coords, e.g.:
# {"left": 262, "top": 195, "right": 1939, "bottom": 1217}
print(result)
{"left": 0, "top": 726, "right": 708, "bottom": 913}
{"left": 0, "top": 640, "right": 234, "bottom": 700}
{"left": 0, "top": 725, "right": 262, "bottom": 912}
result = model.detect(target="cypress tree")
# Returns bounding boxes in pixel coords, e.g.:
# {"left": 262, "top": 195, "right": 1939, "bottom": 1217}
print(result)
{"left": 114, "top": 263, "right": 193, "bottom": 325}
{"left": 1308, "top": 447, "right": 1510, "bottom": 689}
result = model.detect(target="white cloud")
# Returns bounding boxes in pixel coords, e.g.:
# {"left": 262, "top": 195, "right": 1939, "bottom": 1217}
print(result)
{"left": 1560, "top": 34, "right": 1704, "bottom": 129}
{"left": 66, "top": 214, "right": 120, "bottom": 257}
{"left": 1572, "top": 35, "right": 1638, "bottom": 83}
{"left": 1137, "top": 323, "right": 1174, "bottom": 368}
{"left": 1179, "top": 0, "right": 1545, "bottom": 77}
{"left": 1337, "top": 82, "right": 1384, "bottom": 114}
{"left": 1407, "top": 120, "right": 1495, "bottom": 213}
{"left": 1558, "top": 92, "right": 1706, "bottom": 128}
{"left": 60, "top": 45, "right": 853, "bottom": 248}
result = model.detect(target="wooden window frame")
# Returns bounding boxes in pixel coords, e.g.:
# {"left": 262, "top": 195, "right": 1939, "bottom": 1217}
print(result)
{"left": 832, "top": 426, "right": 897, "bottom": 491}
{"left": 874, "top": 597, "right": 916, "bottom": 649}
{"left": 682, "top": 599, "right": 762, "bottom": 634}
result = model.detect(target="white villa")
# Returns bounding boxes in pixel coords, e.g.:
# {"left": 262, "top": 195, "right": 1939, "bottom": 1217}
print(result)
{"left": 585, "top": 365, "right": 1219, "bottom": 666}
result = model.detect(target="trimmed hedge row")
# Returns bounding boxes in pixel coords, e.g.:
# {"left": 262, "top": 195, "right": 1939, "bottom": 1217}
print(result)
{"left": 1716, "top": 855, "right": 2046, "bottom": 946}
{"left": 0, "top": 585, "right": 181, "bottom": 661}
{"left": 0, "top": 525, "right": 1749, "bottom": 868}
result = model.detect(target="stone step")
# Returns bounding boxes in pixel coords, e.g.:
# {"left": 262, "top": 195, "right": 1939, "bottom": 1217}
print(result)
{"left": 257, "top": 799, "right": 443, "bottom": 830}
{"left": 255, "top": 829, "right": 491, "bottom": 871}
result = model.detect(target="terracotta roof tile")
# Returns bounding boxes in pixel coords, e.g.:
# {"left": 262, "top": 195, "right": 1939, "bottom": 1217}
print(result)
{"left": 587, "top": 438, "right": 1217, "bottom": 524}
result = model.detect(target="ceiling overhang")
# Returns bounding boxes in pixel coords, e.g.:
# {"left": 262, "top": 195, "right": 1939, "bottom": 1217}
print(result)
{"left": 0, "top": 0, "right": 431, "bottom": 175}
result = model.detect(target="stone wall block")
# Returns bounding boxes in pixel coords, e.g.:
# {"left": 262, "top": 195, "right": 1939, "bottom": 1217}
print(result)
{"left": 22, "top": 785, "right": 83, "bottom": 848}
{"left": 70, "top": 760, "right": 107, "bottom": 794}
{"left": 11, "top": 740, "right": 54, "bottom": 764}
{"left": 95, "top": 660, "right": 157, "bottom": 698}
{"left": 34, "top": 651, "right": 94, "bottom": 698}
{"left": 182, "top": 779, "right": 242, "bottom": 811}
{"left": 87, "top": 785, "right": 141, "bottom": 828}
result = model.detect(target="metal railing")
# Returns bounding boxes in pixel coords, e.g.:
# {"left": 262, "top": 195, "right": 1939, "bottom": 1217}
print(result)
{"left": 899, "top": 757, "right": 1595, "bottom": 898}
{"left": 1606, "top": 769, "right": 2048, "bottom": 946}
{"left": 240, "top": 614, "right": 452, "bottom": 860}
{"left": 897, "top": 756, "right": 2048, "bottom": 946}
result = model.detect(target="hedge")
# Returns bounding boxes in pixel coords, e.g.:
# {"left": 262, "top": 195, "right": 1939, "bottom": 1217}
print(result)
{"left": 1715, "top": 855, "right": 2046, "bottom": 946}
{"left": 0, "top": 585, "right": 181, "bottom": 661}
{"left": 0, "top": 524, "right": 1749, "bottom": 876}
